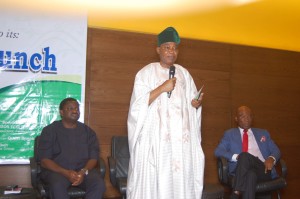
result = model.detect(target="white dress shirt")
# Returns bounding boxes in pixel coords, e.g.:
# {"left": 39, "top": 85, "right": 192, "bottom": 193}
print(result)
{"left": 232, "top": 128, "right": 265, "bottom": 162}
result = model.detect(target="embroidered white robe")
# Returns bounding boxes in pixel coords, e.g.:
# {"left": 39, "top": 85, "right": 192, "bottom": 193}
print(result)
{"left": 127, "top": 63, "right": 204, "bottom": 199}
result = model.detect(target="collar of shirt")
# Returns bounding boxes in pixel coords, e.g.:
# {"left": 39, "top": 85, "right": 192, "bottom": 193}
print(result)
{"left": 238, "top": 127, "right": 252, "bottom": 137}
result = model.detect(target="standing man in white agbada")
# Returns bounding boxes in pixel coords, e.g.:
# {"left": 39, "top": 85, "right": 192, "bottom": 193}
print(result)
{"left": 127, "top": 26, "right": 205, "bottom": 199}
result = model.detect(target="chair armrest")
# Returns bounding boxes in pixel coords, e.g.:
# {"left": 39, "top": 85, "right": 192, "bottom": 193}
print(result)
{"left": 29, "top": 157, "right": 38, "bottom": 188}
{"left": 37, "top": 183, "right": 47, "bottom": 197}
{"left": 256, "top": 176, "right": 287, "bottom": 192}
{"left": 255, "top": 158, "right": 287, "bottom": 192}
{"left": 217, "top": 157, "right": 228, "bottom": 184}
{"left": 108, "top": 156, "right": 117, "bottom": 187}
{"left": 279, "top": 159, "right": 287, "bottom": 178}
{"left": 98, "top": 157, "right": 106, "bottom": 178}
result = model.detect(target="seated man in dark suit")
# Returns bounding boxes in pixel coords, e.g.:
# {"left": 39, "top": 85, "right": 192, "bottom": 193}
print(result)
{"left": 215, "top": 105, "right": 281, "bottom": 199}
{"left": 38, "top": 97, "right": 106, "bottom": 199}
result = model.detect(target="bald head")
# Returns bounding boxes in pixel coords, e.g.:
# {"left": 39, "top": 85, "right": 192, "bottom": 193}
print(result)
{"left": 235, "top": 106, "right": 253, "bottom": 129}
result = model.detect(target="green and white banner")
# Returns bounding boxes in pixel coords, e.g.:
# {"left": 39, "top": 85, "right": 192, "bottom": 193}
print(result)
{"left": 0, "top": 10, "right": 87, "bottom": 164}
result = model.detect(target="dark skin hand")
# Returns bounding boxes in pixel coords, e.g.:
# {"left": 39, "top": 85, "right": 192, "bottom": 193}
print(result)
{"left": 40, "top": 159, "right": 83, "bottom": 185}
{"left": 191, "top": 93, "right": 203, "bottom": 109}
{"left": 41, "top": 158, "right": 97, "bottom": 186}
{"left": 264, "top": 157, "right": 275, "bottom": 173}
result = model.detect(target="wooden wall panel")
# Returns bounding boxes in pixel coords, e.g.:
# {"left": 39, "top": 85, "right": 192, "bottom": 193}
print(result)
{"left": 178, "top": 39, "right": 233, "bottom": 185}
{"left": 1, "top": 27, "right": 299, "bottom": 199}
{"left": 197, "top": 70, "right": 232, "bottom": 183}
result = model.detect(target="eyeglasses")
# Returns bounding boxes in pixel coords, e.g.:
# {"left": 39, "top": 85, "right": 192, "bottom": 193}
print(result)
{"left": 160, "top": 45, "right": 178, "bottom": 52}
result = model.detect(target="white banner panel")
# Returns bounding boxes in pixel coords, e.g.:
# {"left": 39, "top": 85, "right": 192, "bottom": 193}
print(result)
{"left": 0, "top": 10, "right": 87, "bottom": 164}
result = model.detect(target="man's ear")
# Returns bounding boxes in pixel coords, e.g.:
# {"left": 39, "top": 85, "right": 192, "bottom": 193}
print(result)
{"left": 234, "top": 116, "right": 238, "bottom": 122}
{"left": 59, "top": 110, "right": 63, "bottom": 118}
{"left": 156, "top": 46, "right": 160, "bottom": 55}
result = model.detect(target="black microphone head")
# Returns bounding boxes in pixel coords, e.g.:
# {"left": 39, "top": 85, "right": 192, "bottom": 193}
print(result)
{"left": 169, "top": 65, "right": 176, "bottom": 78}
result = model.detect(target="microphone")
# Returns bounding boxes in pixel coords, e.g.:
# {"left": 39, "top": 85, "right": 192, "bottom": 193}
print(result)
{"left": 168, "top": 66, "right": 176, "bottom": 98}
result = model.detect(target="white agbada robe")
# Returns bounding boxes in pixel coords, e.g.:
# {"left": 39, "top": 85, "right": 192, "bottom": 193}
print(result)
{"left": 127, "top": 62, "right": 204, "bottom": 199}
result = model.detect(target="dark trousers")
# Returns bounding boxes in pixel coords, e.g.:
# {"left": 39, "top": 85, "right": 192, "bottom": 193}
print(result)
{"left": 233, "top": 152, "right": 272, "bottom": 199}
{"left": 42, "top": 169, "right": 106, "bottom": 199}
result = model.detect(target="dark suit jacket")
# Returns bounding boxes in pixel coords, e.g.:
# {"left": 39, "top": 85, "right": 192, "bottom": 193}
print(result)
{"left": 215, "top": 128, "right": 281, "bottom": 178}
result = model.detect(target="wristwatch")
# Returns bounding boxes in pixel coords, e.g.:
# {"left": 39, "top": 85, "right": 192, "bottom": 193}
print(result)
{"left": 81, "top": 168, "right": 89, "bottom": 175}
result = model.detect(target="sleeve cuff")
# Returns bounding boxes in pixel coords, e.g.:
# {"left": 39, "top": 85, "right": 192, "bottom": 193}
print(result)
{"left": 232, "top": 154, "right": 239, "bottom": 162}
{"left": 269, "top": 156, "right": 276, "bottom": 164}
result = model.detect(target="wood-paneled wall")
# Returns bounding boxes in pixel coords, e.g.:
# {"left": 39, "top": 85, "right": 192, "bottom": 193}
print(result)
{"left": 1, "top": 27, "right": 299, "bottom": 198}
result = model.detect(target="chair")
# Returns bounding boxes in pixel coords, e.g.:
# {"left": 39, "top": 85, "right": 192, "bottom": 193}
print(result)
{"left": 108, "top": 136, "right": 129, "bottom": 199}
{"left": 30, "top": 135, "right": 106, "bottom": 199}
{"left": 217, "top": 157, "right": 287, "bottom": 199}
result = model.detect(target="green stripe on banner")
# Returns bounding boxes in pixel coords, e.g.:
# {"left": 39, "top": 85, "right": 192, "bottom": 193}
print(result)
{"left": 0, "top": 81, "right": 81, "bottom": 161}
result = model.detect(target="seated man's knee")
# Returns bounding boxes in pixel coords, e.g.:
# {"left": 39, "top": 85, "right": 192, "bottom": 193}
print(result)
{"left": 49, "top": 179, "right": 70, "bottom": 190}
{"left": 46, "top": 172, "right": 70, "bottom": 191}
{"left": 238, "top": 152, "right": 252, "bottom": 162}
{"left": 238, "top": 152, "right": 248, "bottom": 159}
{"left": 247, "top": 170, "right": 257, "bottom": 180}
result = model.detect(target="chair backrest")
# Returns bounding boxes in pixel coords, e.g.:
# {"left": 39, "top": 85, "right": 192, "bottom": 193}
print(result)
{"left": 31, "top": 136, "right": 42, "bottom": 187}
{"left": 111, "top": 136, "right": 130, "bottom": 178}
{"left": 34, "top": 135, "right": 41, "bottom": 161}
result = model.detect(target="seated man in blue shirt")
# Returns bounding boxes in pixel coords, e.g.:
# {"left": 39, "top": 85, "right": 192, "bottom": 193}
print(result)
{"left": 38, "top": 97, "right": 106, "bottom": 199}
{"left": 215, "top": 106, "right": 280, "bottom": 199}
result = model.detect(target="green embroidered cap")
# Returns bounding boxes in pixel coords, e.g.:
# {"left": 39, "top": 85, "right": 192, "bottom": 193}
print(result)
{"left": 157, "top": 27, "right": 180, "bottom": 46}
